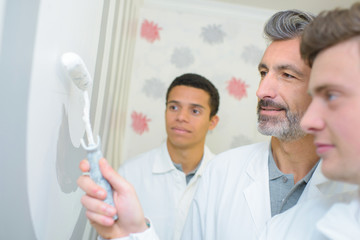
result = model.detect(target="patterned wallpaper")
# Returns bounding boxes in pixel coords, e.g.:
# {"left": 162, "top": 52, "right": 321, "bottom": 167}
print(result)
{"left": 121, "top": 1, "right": 274, "bottom": 161}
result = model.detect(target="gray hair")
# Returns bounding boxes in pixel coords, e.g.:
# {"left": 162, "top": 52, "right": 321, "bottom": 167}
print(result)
{"left": 264, "top": 10, "right": 315, "bottom": 41}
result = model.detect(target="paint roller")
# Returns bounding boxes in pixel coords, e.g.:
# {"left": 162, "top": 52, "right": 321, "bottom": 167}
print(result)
{"left": 61, "top": 52, "right": 118, "bottom": 220}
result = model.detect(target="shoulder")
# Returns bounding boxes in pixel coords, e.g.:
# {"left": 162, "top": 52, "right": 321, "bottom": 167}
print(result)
{"left": 201, "top": 141, "right": 269, "bottom": 182}
{"left": 203, "top": 145, "right": 215, "bottom": 159}
{"left": 218, "top": 141, "right": 268, "bottom": 156}
{"left": 119, "top": 146, "right": 161, "bottom": 172}
{"left": 208, "top": 141, "right": 269, "bottom": 168}
{"left": 192, "top": 142, "right": 270, "bottom": 211}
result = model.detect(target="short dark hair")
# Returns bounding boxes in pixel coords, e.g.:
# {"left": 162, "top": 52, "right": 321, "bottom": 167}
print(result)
{"left": 301, "top": 3, "right": 360, "bottom": 67}
{"left": 264, "top": 9, "right": 315, "bottom": 42}
{"left": 166, "top": 73, "right": 219, "bottom": 118}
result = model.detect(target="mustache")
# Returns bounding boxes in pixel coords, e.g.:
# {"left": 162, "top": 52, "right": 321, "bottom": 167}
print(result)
{"left": 257, "top": 99, "right": 287, "bottom": 112}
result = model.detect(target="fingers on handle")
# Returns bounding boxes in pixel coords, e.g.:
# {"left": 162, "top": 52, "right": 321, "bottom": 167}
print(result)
{"left": 79, "top": 159, "right": 90, "bottom": 172}
{"left": 86, "top": 210, "right": 115, "bottom": 227}
{"left": 77, "top": 175, "right": 107, "bottom": 200}
{"left": 81, "top": 195, "right": 117, "bottom": 219}
{"left": 98, "top": 158, "right": 133, "bottom": 194}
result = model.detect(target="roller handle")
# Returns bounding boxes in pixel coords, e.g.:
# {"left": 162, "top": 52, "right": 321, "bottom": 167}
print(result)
{"left": 81, "top": 136, "right": 118, "bottom": 220}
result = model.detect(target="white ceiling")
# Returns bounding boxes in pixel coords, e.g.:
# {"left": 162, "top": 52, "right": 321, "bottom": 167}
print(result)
{"left": 214, "top": 0, "right": 358, "bottom": 13}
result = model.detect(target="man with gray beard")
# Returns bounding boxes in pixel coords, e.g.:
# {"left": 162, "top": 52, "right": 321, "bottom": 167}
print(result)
{"left": 181, "top": 10, "right": 354, "bottom": 239}
{"left": 76, "top": 9, "right": 356, "bottom": 240}
{"left": 257, "top": 99, "right": 306, "bottom": 141}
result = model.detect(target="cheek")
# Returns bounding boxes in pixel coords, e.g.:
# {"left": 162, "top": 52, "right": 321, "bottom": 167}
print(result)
{"left": 330, "top": 116, "right": 360, "bottom": 156}
{"left": 297, "top": 96, "right": 312, "bottom": 113}
{"left": 165, "top": 112, "right": 174, "bottom": 121}
{"left": 285, "top": 86, "right": 312, "bottom": 111}
{"left": 303, "top": 96, "right": 313, "bottom": 109}
{"left": 342, "top": 129, "right": 360, "bottom": 159}
{"left": 165, "top": 114, "right": 173, "bottom": 128}
{"left": 335, "top": 120, "right": 360, "bottom": 183}
{"left": 199, "top": 120, "right": 211, "bottom": 133}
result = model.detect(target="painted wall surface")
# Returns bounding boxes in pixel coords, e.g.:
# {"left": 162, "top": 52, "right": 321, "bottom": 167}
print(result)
{"left": 1, "top": 0, "right": 103, "bottom": 239}
{"left": 0, "top": 0, "right": 5, "bottom": 56}
{"left": 26, "top": 1, "right": 104, "bottom": 239}
{"left": 122, "top": 0, "right": 272, "bottom": 161}
{"left": 0, "top": 1, "right": 40, "bottom": 239}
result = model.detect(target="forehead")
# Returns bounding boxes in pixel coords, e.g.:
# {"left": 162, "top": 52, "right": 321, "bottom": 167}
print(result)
{"left": 167, "top": 85, "right": 210, "bottom": 105}
{"left": 260, "top": 38, "right": 306, "bottom": 69}
{"left": 309, "top": 39, "right": 360, "bottom": 93}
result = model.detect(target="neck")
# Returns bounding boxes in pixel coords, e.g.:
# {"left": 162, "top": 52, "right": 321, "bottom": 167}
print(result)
{"left": 271, "top": 134, "right": 319, "bottom": 183}
{"left": 166, "top": 139, "right": 204, "bottom": 174}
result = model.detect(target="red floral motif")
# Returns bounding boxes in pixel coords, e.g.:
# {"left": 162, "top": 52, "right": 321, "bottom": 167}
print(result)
{"left": 227, "top": 77, "right": 249, "bottom": 101}
{"left": 131, "top": 111, "right": 151, "bottom": 135}
{"left": 140, "top": 19, "right": 162, "bottom": 43}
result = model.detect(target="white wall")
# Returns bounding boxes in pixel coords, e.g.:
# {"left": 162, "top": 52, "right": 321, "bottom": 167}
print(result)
{"left": 0, "top": 1, "right": 39, "bottom": 238}
{"left": 120, "top": 0, "right": 360, "bottom": 163}
{"left": 0, "top": 0, "right": 5, "bottom": 56}
{"left": 1, "top": 0, "right": 103, "bottom": 239}
{"left": 121, "top": 0, "right": 271, "bottom": 161}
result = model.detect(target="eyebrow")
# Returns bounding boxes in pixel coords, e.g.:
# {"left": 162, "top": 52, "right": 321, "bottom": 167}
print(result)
{"left": 258, "top": 63, "right": 305, "bottom": 78}
{"left": 310, "top": 84, "right": 337, "bottom": 96}
{"left": 258, "top": 63, "right": 267, "bottom": 71}
{"left": 166, "top": 100, "right": 206, "bottom": 109}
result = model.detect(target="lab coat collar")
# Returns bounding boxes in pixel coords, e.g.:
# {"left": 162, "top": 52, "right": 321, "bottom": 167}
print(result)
{"left": 152, "top": 142, "right": 214, "bottom": 176}
{"left": 298, "top": 160, "right": 359, "bottom": 203}
{"left": 194, "top": 145, "right": 214, "bottom": 177}
{"left": 152, "top": 142, "right": 176, "bottom": 174}
{"left": 296, "top": 160, "right": 327, "bottom": 204}
{"left": 306, "top": 159, "right": 327, "bottom": 187}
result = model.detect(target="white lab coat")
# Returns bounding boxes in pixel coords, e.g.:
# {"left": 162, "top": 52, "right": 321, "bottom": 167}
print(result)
{"left": 259, "top": 190, "right": 360, "bottom": 239}
{"left": 297, "top": 160, "right": 357, "bottom": 204}
{"left": 180, "top": 141, "right": 357, "bottom": 240}
{"left": 118, "top": 142, "right": 214, "bottom": 240}
{"left": 105, "top": 141, "right": 356, "bottom": 240}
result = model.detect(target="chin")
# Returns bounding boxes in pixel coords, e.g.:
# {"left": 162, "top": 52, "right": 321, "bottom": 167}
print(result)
{"left": 321, "top": 163, "right": 346, "bottom": 183}
{"left": 321, "top": 158, "right": 336, "bottom": 177}
{"left": 169, "top": 140, "right": 190, "bottom": 148}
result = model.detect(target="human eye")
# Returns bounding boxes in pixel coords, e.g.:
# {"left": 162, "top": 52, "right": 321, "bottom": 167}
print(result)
{"left": 168, "top": 104, "right": 178, "bottom": 111}
{"left": 283, "top": 72, "right": 295, "bottom": 79}
{"left": 259, "top": 70, "right": 267, "bottom": 79}
{"left": 191, "top": 108, "right": 201, "bottom": 115}
{"left": 325, "top": 91, "right": 338, "bottom": 102}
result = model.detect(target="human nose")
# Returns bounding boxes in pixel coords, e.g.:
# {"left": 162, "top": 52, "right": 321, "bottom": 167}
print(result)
{"left": 176, "top": 108, "right": 189, "bottom": 122}
{"left": 256, "top": 73, "right": 277, "bottom": 100}
{"left": 300, "top": 100, "right": 325, "bottom": 134}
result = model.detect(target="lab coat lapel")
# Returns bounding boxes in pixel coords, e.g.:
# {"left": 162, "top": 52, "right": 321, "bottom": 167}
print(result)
{"left": 297, "top": 160, "right": 325, "bottom": 203}
{"left": 243, "top": 143, "right": 271, "bottom": 233}
{"left": 298, "top": 160, "right": 358, "bottom": 203}
{"left": 152, "top": 142, "right": 174, "bottom": 174}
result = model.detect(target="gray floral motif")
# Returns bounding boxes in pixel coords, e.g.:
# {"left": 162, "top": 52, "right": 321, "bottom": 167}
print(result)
{"left": 170, "top": 47, "right": 194, "bottom": 68}
{"left": 201, "top": 24, "right": 226, "bottom": 44}
{"left": 142, "top": 78, "right": 167, "bottom": 100}
{"left": 230, "top": 134, "right": 253, "bottom": 148}
{"left": 241, "top": 45, "right": 264, "bottom": 66}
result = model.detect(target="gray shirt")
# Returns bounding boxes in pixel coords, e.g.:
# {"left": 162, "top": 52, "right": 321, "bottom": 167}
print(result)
{"left": 268, "top": 146, "right": 319, "bottom": 216}
{"left": 173, "top": 158, "right": 202, "bottom": 185}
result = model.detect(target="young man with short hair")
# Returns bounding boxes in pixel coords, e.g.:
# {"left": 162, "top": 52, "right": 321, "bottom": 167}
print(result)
{"left": 79, "top": 73, "right": 219, "bottom": 240}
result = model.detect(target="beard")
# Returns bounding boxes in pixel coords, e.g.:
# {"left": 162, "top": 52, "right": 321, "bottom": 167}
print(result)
{"left": 257, "top": 99, "right": 306, "bottom": 141}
